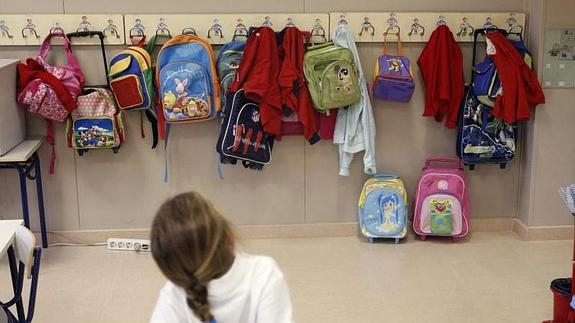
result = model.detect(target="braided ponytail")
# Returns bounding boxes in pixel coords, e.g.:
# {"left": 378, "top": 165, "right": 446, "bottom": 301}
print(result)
{"left": 185, "top": 279, "right": 213, "bottom": 322}
{"left": 151, "top": 192, "right": 235, "bottom": 322}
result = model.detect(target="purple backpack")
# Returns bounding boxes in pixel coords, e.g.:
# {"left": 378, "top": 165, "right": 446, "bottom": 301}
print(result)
{"left": 373, "top": 35, "right": 415, "bottom": 102}
{"left": 413, "top": 156, "right": 470, "bottom": 242}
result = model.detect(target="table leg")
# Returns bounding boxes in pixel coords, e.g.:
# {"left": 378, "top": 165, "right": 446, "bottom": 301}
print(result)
{"left": 17, "top": 167, "right": 30, "bottom": 230}
{"left": 7, "top": 246, "right": 25, "bottom": 322}
{"left": 32, "top": 152, "right": 48, "bottom": 248}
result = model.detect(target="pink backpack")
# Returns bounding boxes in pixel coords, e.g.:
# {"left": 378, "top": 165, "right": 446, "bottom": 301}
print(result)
{"left": 413, "top": 156, "right": 470, "bottom": 241}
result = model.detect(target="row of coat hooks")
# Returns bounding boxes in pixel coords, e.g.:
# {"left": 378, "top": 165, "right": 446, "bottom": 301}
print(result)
{"left": 0, "top": 12, "right": 525, "bottom": 46}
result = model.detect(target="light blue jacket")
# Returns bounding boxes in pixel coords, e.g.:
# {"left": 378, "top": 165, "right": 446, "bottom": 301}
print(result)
{"left": 332, "top": 24, "right": 377, "bottom": 176}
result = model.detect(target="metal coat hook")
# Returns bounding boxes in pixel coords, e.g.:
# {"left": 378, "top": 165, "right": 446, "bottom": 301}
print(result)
{"left": 436, "top": 15, "right": 447, "bottom": 27}
{"left": 310, "top": 18, "right": 327, "bottom": 43}
{"left": 77, "top": 16, "right": 92, "bottom": 32}
{"left": 408, "top": 18, "right": 425, "bottom": 38}
{"left": 103, "top": 19, "right": 120, "bottom": 38}
{"left": 338, "top": 14, "right": 349, "bottom": 26}
{"left": 508, "top": 24, "right": 524, "bottom": 36}
{"left": 21, "top": 18, "right": 39, "bottom": 39}
{"left": 49, "top": 23, "right": 65, "bottom": 35}
{"left": 261, "top": 16, "right": 273, "bottom": 27}
{"left": 383, "top": 13, "right": 400, "bottom": 35}
{"left": 359, "top": 16, "right": 375, "bottom": 37}
{"left": 156, "top": 17, "right": 171, "bottom": 37}
{"left": 181, "top": 27, "right": 197, "bottom": 36}
{"left": 285, "top": 17, "right": 296, "bottom": 28}
{"left": 456, "top": 17, "right": 474, "bottom": 38}
{"left": 207, "top": 19, "right": 223, "bottom": 39}
{"left": 233, "top": 19, "right": 248, "bottom": 40}
{"left": 0, "top": 20, "right": 14, "bottom": 39}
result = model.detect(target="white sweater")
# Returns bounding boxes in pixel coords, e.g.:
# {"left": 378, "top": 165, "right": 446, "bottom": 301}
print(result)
{"left": 332, "top": 24, "right": 377, "bottom": 176}
{"left": 150, "top": 252, "right": 294, "bottom": 323}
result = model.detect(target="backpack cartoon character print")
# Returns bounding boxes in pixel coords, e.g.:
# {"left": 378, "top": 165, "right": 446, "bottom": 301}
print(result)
{"left": 335, "top": 65, "right": 353, "bottom": 94}
{"left": 387, "top": 58, "right": 404, "bottom": 72}
{"left": 378, "top": 194, "right": 400, "bottom": 233}
{"left": 163, "top": 77, "right": 209, "bottom": 121}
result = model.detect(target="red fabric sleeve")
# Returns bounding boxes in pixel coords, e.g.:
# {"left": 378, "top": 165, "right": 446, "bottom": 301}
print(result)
{"left": 445, "top": 33, "right": 465, "bottom": 129}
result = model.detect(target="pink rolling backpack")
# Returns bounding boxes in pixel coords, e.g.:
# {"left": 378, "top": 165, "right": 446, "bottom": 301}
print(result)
{"left": 413, "top": 156, "right": 470, "bottom": 242}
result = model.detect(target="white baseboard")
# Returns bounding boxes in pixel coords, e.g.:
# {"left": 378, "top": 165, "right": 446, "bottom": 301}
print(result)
{"left": 512, "top": 218, "right": 573, "bottom": 241}
{"left": 42, "top": 217, "right": 520, "bottom": 244}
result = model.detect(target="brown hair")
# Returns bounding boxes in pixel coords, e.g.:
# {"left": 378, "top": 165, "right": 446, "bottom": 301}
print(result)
{"left": 151, "top": 192, "right": 235, "bottom": 322}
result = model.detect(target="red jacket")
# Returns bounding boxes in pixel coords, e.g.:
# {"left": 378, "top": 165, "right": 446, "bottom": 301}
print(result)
{"left": 277, "top": 27, "right": 320, "bottom": 144}
{"left": 417, "top": 25, "right": 465, "bottom": 129}
{"left": 17, "top": 58, "right": 78, "bottom": 112}
{"left": 230, "top": 27, "right": 282, "bottom": 137}
{"left": 485, "top": 32, "right": 545, "bottom": 123}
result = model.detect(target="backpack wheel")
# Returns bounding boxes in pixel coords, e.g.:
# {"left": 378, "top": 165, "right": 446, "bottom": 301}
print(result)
{"left": 499, "top": 163, "right": 506, "bottom": 169}
{"left": 452, "top": 236, "right": 460, "bottom": 243}
{"left": 419, "top": 235, "right": 427, "bottom": 241}
{"left": 394, "top": 238, "right": 400, "bottom": 244}
{"left": 468, "top": 164, "right": 475, "bottom": 171}
{"left": 77, "top": 149, "right": 85, "bottom": 156}
{"left": 368, "top": 237, "right": 374, "bottom": 244}
{"left": 112, "top": 147, "right": 120, "bottom": 154}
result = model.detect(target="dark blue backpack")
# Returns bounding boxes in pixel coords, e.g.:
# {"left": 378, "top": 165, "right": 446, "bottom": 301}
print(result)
{"left": 216, "top": 89, "right": 273, "bottom": 170}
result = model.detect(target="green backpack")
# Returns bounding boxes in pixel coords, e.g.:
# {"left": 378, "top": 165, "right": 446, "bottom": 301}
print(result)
{"left": 303, "top": 42, "right": 361, "bottom": 112}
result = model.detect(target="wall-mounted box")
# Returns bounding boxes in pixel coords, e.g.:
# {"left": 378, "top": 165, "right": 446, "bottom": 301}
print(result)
{"left": 0, "top": 59, "right": 25, "bottom": 155}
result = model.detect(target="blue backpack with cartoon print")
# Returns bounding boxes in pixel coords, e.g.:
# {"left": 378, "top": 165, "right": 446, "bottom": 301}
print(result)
{"left": 358, "top": 174, "right": 408, "bottom": 244}
{"left": 155, "top": 34, "right": 221, "bottom": 181}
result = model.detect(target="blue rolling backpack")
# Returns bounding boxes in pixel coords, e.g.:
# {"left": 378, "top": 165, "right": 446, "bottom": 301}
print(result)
{"left": 457, "top": 29, "right": 532, "bottom": 170}
{"left": 358, "top": 174, "right": 408, "bottom": 244}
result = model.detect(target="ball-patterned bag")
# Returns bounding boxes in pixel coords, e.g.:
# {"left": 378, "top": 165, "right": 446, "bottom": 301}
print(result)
{"left": 67, "top": 88, "right": 124, "bottom": 152}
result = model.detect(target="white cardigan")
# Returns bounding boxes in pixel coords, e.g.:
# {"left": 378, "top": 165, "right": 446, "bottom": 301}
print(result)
{"left": 331, "top": 24, "right": 377, "bottom": 176}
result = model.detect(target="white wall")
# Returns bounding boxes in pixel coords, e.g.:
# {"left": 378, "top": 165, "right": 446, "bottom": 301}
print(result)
{"left": 519, "top": 0, "right": 575, "bottom": 227}
{"left": 0, "top": 0, "right": 529, "bottom": 232}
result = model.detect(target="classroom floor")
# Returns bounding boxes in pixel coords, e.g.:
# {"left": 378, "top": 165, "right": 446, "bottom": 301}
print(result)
{"left": 0, "top": 232, "right": 571, "bottom": 323}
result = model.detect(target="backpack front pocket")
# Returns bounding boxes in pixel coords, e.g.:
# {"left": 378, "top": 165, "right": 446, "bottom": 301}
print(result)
{"left": 419, "top": 194, "right": 463, "bottom": 235}
{"left": 72, "top": 117, "right": 118, "bottom": 149}
{"left": 361, "top": 189, "right": 406, "bottom": 237}
{"left": 110, "top": 74, "right": 144, "bottom": 109}
{"left": 319, "top": 60, "right": 361, "bottom": 108}
{"left": 160, "top": 61, "right": 213, "bottom": 123}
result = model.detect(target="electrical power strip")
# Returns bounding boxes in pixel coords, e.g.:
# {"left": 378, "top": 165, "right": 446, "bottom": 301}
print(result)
{"left": 107, "top": 238, "right": 151, "bottom": 252}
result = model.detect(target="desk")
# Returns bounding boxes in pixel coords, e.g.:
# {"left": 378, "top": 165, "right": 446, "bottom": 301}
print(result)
{"left": 0, "top": 220, "right": 24, "bottom": 322}
{"left": 0, "top": 139, "right": 47, "bottom": 248}
{"left": 0, "top": 220, "right": 23, "bottom": 259}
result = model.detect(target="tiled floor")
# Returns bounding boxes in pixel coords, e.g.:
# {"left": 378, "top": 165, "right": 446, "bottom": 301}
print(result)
{"left": 0, "top": 232, "right": 572, "bottom": 323}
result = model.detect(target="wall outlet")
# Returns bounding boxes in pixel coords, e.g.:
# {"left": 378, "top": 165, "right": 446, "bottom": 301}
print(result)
{"left": 107, "top": 238, "right": 151, "bottom": 252}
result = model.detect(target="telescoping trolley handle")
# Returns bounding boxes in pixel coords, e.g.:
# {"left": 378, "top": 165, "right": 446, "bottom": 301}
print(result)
{"left": 424, "top": 156, "right": 464, "bottom": 170}
{"left": 66, "top": 31, "right": 109, "bottom": 88}
{"left": 471, "top": 28, "right": 508, "bottom": 84}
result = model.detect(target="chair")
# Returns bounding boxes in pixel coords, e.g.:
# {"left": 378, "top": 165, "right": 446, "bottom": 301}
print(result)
{"left": 1, "top": 226, "right": 42, "bottom": 323}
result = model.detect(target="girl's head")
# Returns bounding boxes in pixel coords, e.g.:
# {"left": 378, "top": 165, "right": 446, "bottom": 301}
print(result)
{"left": 151, "top": 192, "right": 235, "bottom": 322}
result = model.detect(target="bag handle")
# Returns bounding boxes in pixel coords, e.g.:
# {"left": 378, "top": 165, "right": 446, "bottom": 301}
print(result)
{"left": 471, "top": 28, "right": 508, "bottom": 83}
{"left": 38, "top": 32, "right": 79, "bottom": 67}
{"left": 374, "top": 173, "right": 399, "bottom": 179}
{"left": 383, "top": 33, "right": 403, "bottom": 56}
{"left": 145, "top": 34, "right": 172, "bottom": 56}
{"left": 66, "top": 31, "right": 109, "bottom": 86}
{"left": 307, "top": 42, "right": 335, "bottom": 51}
{"left": 424, "top": 156, "right": 463, "bottom": 169}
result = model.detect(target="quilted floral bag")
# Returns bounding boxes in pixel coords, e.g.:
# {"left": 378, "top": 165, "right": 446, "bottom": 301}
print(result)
{"left": 17, "top": 32, "right": 85, "bottom": 122}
